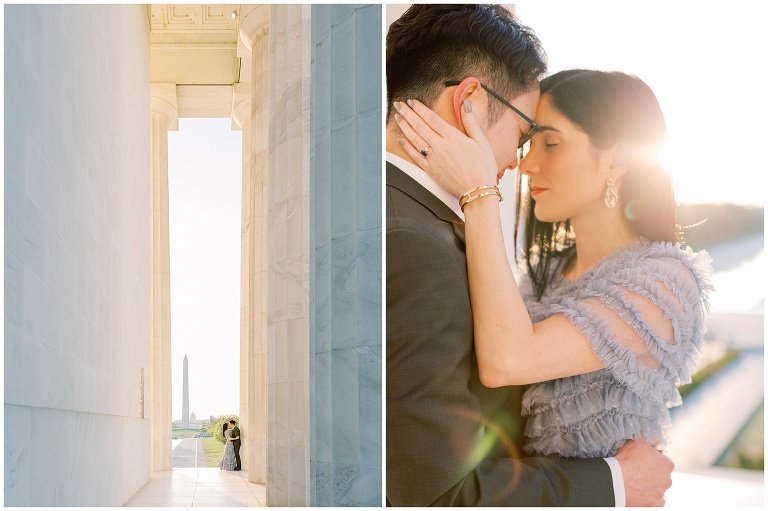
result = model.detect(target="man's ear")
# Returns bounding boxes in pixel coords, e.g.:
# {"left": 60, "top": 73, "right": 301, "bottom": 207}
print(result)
{"left": 451, "top": 77, "right": 482, "bottom": 132}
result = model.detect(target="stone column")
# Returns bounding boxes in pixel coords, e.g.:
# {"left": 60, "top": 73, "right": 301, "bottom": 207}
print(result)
{"left": 233, "top": 86, "right": 251, "bottom": 474}
{"left": 233, "top": 82, "right": 257, "bottom": 476}
{"left": 150, "top": 84, "right": 177, "bottom": 472}
{"left": 238, "top": 4, "right": 270, "bottom": 485}
{"left": 309, "top": 5, "right": 382, "bottom": 506}
{"left": 267, "top": 4, "right": 312, "bottom": 506}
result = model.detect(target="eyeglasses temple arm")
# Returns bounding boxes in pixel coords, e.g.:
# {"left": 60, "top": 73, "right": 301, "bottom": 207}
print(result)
{"left": 479, "top": 84, "right": 539, "bottom": 128}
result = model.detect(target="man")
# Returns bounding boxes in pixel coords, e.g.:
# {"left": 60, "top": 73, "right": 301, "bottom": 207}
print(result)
{"left": 386, "top": 4, "right": 673, "bottom": 506}
{"left": 229, "top": 420, "right": 241, "bottom": 471}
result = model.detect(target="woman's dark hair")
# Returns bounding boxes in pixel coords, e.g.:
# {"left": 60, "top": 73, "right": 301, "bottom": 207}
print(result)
{"left": 516, "top": 69, "right": 678, "bottom": 300}
{"left": 222, "top": 423, "right": 229, "bottom": 437}
{"left": 386, "top": 4, "right": 547, "bottom": 125}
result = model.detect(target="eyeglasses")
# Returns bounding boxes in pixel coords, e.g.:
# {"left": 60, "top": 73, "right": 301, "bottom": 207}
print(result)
{"left": 444, "top": 80, "right": 541, "bottom": 160}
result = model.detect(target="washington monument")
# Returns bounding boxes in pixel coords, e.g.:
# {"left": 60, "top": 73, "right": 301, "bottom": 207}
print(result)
{"left": 182, "top": 355, "right": 189, "bottom": 428}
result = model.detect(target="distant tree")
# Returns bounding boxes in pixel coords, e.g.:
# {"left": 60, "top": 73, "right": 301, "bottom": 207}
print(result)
{"left": 206, "top": 414, "right": 240, "bottom": 444}
{"left": 678, "top": 204, "right": 764, "bottom": 250}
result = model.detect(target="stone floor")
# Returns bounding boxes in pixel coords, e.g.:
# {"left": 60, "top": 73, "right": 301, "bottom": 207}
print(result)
{"left": 124, "top": 468, "right": 266, "bottom": 507}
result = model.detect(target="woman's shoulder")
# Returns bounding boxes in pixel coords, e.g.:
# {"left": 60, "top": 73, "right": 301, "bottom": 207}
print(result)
{"left": 596, "top": 239, "right": 714, "bottom": 293}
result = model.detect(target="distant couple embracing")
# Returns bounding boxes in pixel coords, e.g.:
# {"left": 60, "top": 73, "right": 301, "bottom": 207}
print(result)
{"left": 218, "top": 420, "right": 242, "bottom": 471}
{"left": 386, "top": 4, "right": 712, "bottom": 507}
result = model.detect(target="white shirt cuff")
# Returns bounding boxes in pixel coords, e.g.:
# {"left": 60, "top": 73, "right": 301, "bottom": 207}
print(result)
{"left": 604, "top": 457, "right": 626, "bottom": 507}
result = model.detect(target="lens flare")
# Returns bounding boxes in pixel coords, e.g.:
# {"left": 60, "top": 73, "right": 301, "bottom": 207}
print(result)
{"left": 449, "top": 408, "right": 525, "bottom": 500}
{"left": 624, "top": 199, "right": 641, "bottom": 221}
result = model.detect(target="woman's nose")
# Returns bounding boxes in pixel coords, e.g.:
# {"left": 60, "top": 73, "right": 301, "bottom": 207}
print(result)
{"left": 518, "top": 153, "right": 537, "bottom": 175}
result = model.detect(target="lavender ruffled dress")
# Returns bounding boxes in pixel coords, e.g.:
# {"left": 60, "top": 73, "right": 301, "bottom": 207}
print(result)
{"left": 218, "top": 429, "right": 237, "bottom": 470}
{"left": 519, "top": 240, "right": 713, "bottom": 458}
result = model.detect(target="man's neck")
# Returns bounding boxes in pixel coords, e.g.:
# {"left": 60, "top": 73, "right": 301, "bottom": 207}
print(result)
{"left": 386, "top": 148, "right": 465, "bottom": 221}
{"left": 385, "top": 124, "right": 416, "bottom": 166}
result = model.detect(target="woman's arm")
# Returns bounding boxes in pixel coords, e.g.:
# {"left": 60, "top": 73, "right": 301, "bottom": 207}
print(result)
{"left": 394, "top": 99, "right": 604, "bottom": 385}
{"left": 461, "top": 196, "right": 603, "bottom": 385}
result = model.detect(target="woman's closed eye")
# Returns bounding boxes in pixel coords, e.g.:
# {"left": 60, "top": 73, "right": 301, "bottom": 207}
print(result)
{"left": 530, "top": 138, "right": 558, "bottom": 150}
{"left": 542, "top": 136, "right": 560, "bottom": 148}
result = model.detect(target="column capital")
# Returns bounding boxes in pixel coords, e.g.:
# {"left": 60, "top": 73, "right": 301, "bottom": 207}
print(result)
{"left": 231, "top": 83, "right": 252, "bottom": 131}
{"left": 150, "top": 83, "right": 179, "bottom": 131}
{"left": 237, "top": 4, "right": 270, "bottom": 53}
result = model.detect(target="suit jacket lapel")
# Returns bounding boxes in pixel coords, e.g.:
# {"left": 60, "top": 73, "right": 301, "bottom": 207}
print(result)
{"left": 387, "top": 162, "right": 466, "bottom": 244}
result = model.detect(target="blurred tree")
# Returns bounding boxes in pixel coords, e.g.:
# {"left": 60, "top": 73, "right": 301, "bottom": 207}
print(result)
{"left": 206, "top": 414, "right": 240, "bottom": 443}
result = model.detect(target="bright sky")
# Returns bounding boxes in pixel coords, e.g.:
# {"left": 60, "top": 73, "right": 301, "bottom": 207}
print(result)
{"left": 513, "top": 1, "right": 766, "bottom": 206}
{"left": 168, "top": 118, "right": 242, "bottom": 421}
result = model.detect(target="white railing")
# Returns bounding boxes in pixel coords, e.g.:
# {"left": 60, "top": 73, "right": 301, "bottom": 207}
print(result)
{"left": 666, "top": 468, "right": 764, "bottom": 507}
{"left": 666, "top": 310, "right": 764, "bottom": 506}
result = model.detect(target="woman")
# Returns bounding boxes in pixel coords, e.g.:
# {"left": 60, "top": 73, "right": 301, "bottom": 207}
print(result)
{"left": 218, "top": 422, "right": 237, "bottom": 470}
{"left": 393, "top": 70, "right": 713, "bottom": 458}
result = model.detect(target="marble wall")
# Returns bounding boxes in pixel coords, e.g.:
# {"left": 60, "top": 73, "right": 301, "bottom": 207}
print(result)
{"left": 309, "top": 4, "right": 383, "bottom": 507}
{"left": 4, "top": 4, "right": 151, "bottom": 506}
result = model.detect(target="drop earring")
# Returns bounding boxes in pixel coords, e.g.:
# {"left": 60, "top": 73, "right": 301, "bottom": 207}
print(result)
{"left": 604, "top": 178, "right": 618, "bottom": 208}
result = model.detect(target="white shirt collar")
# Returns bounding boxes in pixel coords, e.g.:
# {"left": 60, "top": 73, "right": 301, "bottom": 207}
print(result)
{"left": 386, "top": 151, "right": 464, "bottom": 221}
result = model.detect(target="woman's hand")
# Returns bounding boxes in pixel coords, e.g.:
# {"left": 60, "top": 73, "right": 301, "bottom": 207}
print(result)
{"left": 394, "top": 99, "right": 499, "bottom": 198}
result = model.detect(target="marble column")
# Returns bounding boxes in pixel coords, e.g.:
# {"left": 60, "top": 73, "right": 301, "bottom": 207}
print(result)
{"left": 150, "top": 84, "right": 177, "bottom": 472}
{"left": 233, "top": 85, "right": 251, "bottom": 474}
{"left": 309, "top": 5, "right": 382, "bottom": 506}
{"left": 267, "top": 4, "right": 312, "bottom": 506}
{"left": 237, "top": 4, "right": 270, "bottom": 484}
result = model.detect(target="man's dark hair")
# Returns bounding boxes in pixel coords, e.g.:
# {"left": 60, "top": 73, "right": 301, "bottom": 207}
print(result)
{"left": 229, "top": 420, "right": 236, "bottom": 425}
{"left": 386, "top": 4, "right": 547, "bottom": 124}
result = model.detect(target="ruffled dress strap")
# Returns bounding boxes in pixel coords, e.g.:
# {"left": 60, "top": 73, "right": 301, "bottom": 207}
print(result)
{"left": 549, "top": 241, "right": 713, "bottom": 405}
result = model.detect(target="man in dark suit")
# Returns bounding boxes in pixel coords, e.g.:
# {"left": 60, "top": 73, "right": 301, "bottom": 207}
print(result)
{"left": 386, "top": 5, "right": 673, "bottom": 506}
{"left": 229, "top": 420, "right": 241, "bottom": 471}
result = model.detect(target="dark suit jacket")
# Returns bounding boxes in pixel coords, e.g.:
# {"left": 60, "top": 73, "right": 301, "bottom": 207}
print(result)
{"left": 386, "top": 162, "right": 614, "bottom": 506}
{"left": 232, "top": 426, "right": 241, "bottom": 447}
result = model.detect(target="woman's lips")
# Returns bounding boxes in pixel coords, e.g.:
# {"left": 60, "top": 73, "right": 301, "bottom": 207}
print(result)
{"left": 531, "top": 187, "right": 548, "bottom": 196}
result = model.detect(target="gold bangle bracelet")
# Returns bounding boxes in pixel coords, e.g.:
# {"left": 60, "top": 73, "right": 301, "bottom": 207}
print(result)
{"left": 459, "top": 190, "right": 503, "bottom": 211}
{"left": 459, "top": 185, "right": 498, "bottom": 201}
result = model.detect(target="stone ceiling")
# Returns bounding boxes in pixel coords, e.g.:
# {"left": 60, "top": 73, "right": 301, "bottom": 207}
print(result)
{"left": 149, "top": 4, "right": 246, "bottom": 119}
